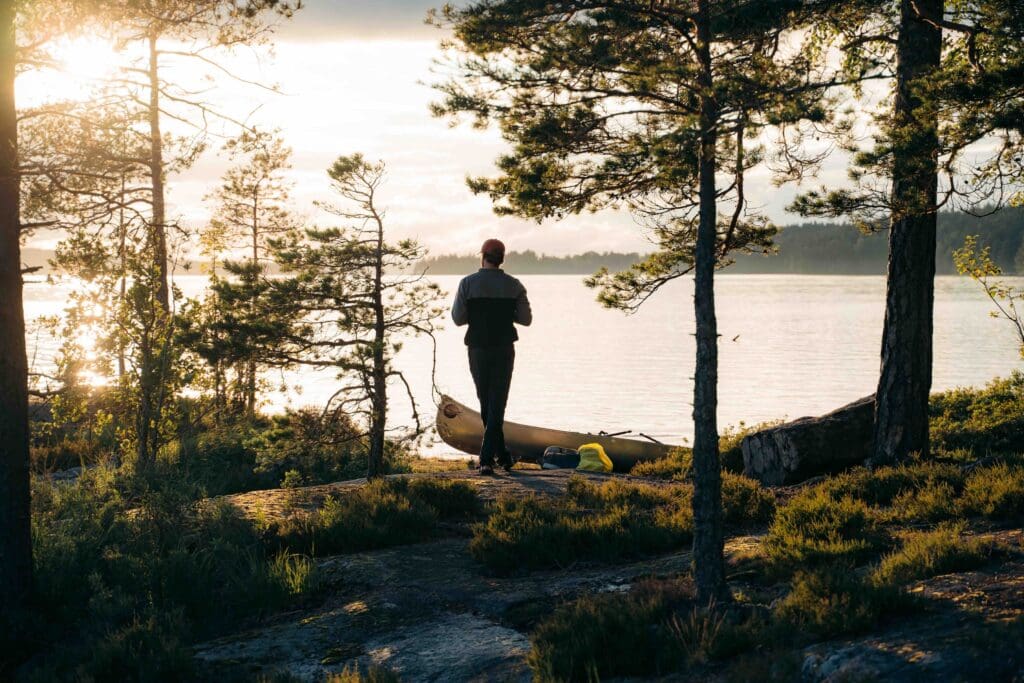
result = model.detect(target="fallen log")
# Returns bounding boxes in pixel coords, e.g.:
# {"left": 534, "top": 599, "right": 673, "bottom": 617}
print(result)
{"left": 741, "top": 396, "right": 874, "bottom": 485}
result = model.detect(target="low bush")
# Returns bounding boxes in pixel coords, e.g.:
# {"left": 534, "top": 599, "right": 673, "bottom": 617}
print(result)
{"left": 930, "top": 373, "right": 1024, "bottom": 456}
{"left": 774, "top": 565, "right": 903, "bottom": 638}
{"left": 959, "top": 462, "right": 1024, "bottom": 521}
{"left": 818, "top": 461, "right": 965, "bottom": 508}
{"left": 471, "top": 478, "right": 693, "bottom": 573}
{"left": 721, "top": 473, "right": 775, "bottom": 528}
{"left": 21, "top": 466, "right": 319, "bottom": 681}
{"left": 630, "top": 447, "right": 691, "bottom": 480}
{"left": 327, "top": 664, "right": 402, "bottom": 683}
{"left": 251, "top": 408, "right": 412, "bottom": 487}
{"left": 275, "top": 478, "right": 480, "bottom": 557}
{"left": 177, "top": 426, "right": 275, "bottom": 496}
{"left": 527, "top": 579, "right": 692, "bottom": 681}
{"left": 890, "top": 481, "right": 959, "bottom": 522}
{"left": 764, "top": 487, "right": 884, "bottom": 570}
{"left": 872, "top": 523, "right": 996, "bottom": 586}
{"left": 527, "top": 578, "right": 764, "bottom": 682}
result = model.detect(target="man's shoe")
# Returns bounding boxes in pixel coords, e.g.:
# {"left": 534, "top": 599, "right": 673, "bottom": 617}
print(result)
{"left": 498, "top": 449, "right": 515, "bottom": 473}
{"left": 479, "top": 465, "right": 495, "bottom": 476}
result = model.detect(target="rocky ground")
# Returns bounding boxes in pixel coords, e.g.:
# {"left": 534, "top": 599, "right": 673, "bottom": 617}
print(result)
{"left": 195, "top": 469, "right": 1024, "bottom": 682}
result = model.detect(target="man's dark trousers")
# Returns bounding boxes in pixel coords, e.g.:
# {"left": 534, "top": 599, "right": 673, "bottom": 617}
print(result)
{"left": 468, "top": 344, "right": 515, "bottom": 467}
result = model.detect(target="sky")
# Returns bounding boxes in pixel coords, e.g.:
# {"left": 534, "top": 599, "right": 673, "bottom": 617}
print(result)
{"left": 22, "top": 0, "right": 859, "bottom": 257}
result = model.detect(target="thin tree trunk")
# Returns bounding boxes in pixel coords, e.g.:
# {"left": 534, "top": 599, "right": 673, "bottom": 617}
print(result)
{"left": 246, "top": 198, "right": 258, "bottom": 421}
{"left": 691, "top": 0, "right": 728, "bottom": 605}
{"left": 147, "top": 34, "right": 169, "bottom": 310}
{"left": 872, "top": 0, "right": 943, "bottom": 466}
{"left": 117, "top": 173, "right": 127, "bottom": 378}
{"left": 367, "top": 214, "right": 387, "bottom": 479}
{"left": 0, "top": 0, "right": 32, "bottom": 613}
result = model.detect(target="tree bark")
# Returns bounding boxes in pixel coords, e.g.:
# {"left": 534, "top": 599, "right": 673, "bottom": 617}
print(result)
{"left": 367, "top": 214, "right": 387, "bottom": 479}
{"left": 872, "top": 0, "right": 943, "bottom": 466}
{"left": 691, "top": 0, "right": 728, "bottom": 606}
{"left": 147, "top": 33, "right": 169, "bottom": 310}
{"left": 0, "top": 0, "right": 33, "bottom": 613}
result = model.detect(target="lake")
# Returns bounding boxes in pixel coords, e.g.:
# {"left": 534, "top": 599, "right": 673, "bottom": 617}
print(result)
{"left": 23, "top": 273, "right": 1024, "bottom": 455}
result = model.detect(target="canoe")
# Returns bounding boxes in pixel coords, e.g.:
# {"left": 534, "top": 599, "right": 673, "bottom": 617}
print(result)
{"left": 435, "top": 395, "right": 680, "bottom": 471}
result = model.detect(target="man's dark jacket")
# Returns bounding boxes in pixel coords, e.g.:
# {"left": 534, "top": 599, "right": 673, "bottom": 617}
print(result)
{"left": 452, "top": 268, "right": 532, "bottom": 346}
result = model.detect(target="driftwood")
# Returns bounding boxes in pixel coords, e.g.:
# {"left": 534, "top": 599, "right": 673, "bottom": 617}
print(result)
{"left": 741, "top": 396, "right": 875, "bottom": 485}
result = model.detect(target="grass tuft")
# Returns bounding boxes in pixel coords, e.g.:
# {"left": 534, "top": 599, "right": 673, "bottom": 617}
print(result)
{"left": 527, "top": 578, "right": 764, "bottom": 682}
{"left": 275, "top": 478, "right": 481, "bottom": 557}
{"left": 471, "top": 477, "right": 693, "bottom": 573}
{"left": 959, "top": 462, "right": 1024, "bottom": 521}
{"left": 871, "top": 523, "right": 997, "bottom": 586}
{"left": 764, "top": 487, "right": 884, "bottom": 570}
{"left": 774, "top": 565, "right": 904, "bottom": 638}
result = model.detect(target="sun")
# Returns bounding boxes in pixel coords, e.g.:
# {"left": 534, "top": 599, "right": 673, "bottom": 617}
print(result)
{"left": 53, "top": 36, "right": 124, "bottom": 84}
{"left": 17, "top": 36, "right": 125, "bottom": 106}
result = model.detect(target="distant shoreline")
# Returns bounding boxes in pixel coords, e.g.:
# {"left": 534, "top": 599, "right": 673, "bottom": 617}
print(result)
{"left": 24, "top": 207, "right": 1023, "bottom": 277}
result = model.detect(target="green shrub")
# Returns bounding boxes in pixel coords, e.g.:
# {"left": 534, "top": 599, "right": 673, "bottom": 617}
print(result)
{"left": 80, "top": 612, "right": 195, "bottom": 682}
{"left": 872, "top": 523, "right": 996, "bottom": 586}
{"left": 471, "top": 478, "right": 693, "bottom": 573}
{"left": 178, "top": 427, "right": 274, "bottom": 496}
{"left": 774, "top": 566, "right": 902, "bottom": 638}
{"left": 890, "top": 481, "right": 959, "bottom": 522}
{"left": 959, "top": 462, "right": 1024, "bottom": 520}
{"left": 326, "top": 664, "right": 401, "bottom": 683}
{"left": 276, "top": 481, "right": 438, "bottom": 556}
{"left": 274, "top": 478, "right": 480, "bottom": 557}
{"left": 721, "top": 473, "right": 775, "bottom": 528}
{"left": 818, "top": 461, "right": 964, "bottom": 508}
{"left": 632, "top": 447, "right": 692, "bottom": 480}
{"left": 528, "top": 578, "right": 764, "bottom": 682}
{"left": 930, "top": 373, "right": 1024, "bottom": 455}
{"left": 23, "top": 467, "right": 318, "bottom": 681}
{"left": 528, "top": 579, "right": 692, "bottom": 681}
{"left": 30, "top": 437, "right": 111, "bottom": 474}
{"left": 764, "top": 488, "right": 884, "bottom": 570}
{"left": 251, "top": 409, "right": 411, "bottom": 486}
{"left": 406, "top": 477, "right": 483, "bottom": 518}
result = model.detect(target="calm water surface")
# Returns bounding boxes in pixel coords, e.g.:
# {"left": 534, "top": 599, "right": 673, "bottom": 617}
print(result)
{"left": 24, "top": 274, "right": 1024, "bottom": 455}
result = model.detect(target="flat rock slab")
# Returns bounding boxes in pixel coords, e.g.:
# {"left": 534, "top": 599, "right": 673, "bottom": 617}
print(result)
{"left": 801, "top": 555, "right": 1024, "bottom": 682}
{"left": 195, "top": 533, "right": 761, "bottom": 681}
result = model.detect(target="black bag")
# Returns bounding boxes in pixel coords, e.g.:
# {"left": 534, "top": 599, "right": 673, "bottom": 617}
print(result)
{"left": 542, "top": 446, "right": 580, "bottom": 470}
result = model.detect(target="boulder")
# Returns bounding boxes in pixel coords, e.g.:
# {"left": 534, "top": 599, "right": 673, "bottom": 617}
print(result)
{"left": 741, "top": 396, "right": 874, "bottom": 485}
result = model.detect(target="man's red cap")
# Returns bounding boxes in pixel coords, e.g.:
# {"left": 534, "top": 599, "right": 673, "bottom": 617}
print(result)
{"left": 480, "top": 238, "right": 506, "bottom": 262}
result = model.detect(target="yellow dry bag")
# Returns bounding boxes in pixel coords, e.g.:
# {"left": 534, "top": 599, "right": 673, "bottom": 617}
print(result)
{"left": 576, "top": 443, "right": 614, "bottom": 473}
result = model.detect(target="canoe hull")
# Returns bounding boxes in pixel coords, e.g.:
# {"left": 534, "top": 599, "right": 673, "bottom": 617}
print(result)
{"left": 435, "top": 395, "right": 678, "bottom": 471}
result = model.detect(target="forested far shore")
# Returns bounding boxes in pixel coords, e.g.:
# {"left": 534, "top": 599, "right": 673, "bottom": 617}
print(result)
{"left": 418, "top": 207, "right": 1024, "bottom": 275}
{"left": 22, "top": 208, "right": 1023, "bottom": 278}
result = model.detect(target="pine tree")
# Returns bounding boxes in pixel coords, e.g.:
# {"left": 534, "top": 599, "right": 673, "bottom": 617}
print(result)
{"left": 268, "top": 155, "right": 444, "bottom": 478}
{"left": 432, "top": 0, "right": 832, "bottom": 603}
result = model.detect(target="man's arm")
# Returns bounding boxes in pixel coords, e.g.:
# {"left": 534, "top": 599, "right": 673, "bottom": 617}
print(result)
{"left": 514, "top": 284, "right": 532, "bottom": 326}
{"left": 452, "top": 279, "right": 469, "bottom": 326}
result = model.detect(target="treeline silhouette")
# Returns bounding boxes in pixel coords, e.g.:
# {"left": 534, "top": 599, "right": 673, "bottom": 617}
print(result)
{"left": 418, "top": 250, "right": 643, "bottom": 274}
{"left": 419, "top": 208, "right": 1024, "bottom": 275}
{"left": 728, "top": 207, "right": 1024, "bottom": 275}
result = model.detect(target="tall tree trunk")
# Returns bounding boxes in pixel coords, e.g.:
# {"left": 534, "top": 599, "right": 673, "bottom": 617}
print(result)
{"left": 872, "top": 0, "right": 943, "bottom": 466}
{"left": 0, "top": 0, "right": 32, "bottom": 614}
{"left": 246, "top": 201, "right": 258, "bottom": 421}
{"left": 147, "top": 34, "right": 169, "bottom": 310}
{"left": 691, "top": 0, "right": 727, "bottom": 606}
{"left": 117, "top": 174, "right": 127, "bottom": 378}
{"left": 367, "top": 219, "right": 387, "bottom": 479}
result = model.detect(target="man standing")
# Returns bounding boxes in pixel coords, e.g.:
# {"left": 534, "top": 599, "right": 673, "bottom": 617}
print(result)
{"left": 452, "top": 239, "right": 532, "bottom": 474}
